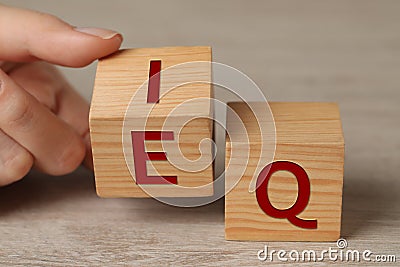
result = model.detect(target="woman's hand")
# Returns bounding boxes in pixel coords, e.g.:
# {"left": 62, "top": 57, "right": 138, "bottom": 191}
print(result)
{"left": 0, "top": 4, "right": 123, "bottom": 185}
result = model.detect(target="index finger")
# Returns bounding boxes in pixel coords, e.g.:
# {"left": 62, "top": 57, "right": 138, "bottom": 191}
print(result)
{"left": 0, "top": 4, "right": 123, "bottom": 67}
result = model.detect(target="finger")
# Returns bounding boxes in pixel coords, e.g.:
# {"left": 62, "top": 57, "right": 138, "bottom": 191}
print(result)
{"left": 0, "top": 4, "right": 122, "bottom": 67}
{"left": 0, "top": 130, "right": 33, "bottom": 186}
{"left": 0, "top": 69, "right": 85, "bottom": 175}
{"left": 82, "top": 132, "right": 94, "bottom": 170}
{"left": 8, "top": 62, "right": 60, "bottom": 112}
{"left": 56, "top": 85, "right": 94, "bottom": 170}
{"left": 0, "top": 61, "right": 22, "bottom": 73}
{"left": 8, "top": 62, "right": 93, "bottom": 169}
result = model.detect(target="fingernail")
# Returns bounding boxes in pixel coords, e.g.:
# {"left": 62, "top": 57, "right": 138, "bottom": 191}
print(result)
{"left": 74, "top": 27, "right": 120, "bottom": 40}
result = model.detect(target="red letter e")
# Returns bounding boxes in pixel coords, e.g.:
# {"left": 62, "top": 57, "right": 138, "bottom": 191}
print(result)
{"left": 131, "top": 131, "right": 177, "bottom": 185}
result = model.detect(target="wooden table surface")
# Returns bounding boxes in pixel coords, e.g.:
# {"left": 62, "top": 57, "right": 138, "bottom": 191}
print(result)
{"left": 1, "top": 0, "right": 399, "bottom": 266}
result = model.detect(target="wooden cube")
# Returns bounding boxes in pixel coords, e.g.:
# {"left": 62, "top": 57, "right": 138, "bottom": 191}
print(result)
{"left": 225, "top": 102, "right": 344, "bottom": 241}
{"left": 90, "top": 47, "right": 214, "bottom": 197}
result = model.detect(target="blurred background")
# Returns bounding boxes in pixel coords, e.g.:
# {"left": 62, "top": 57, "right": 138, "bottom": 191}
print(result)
{"left": 1, "top": 1, "right": 399, "bottom": 264}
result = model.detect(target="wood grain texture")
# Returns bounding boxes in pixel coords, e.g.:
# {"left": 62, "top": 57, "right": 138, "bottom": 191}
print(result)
{"left": 90, "top": 47, "right": 214, "bottom": 197}
{"left": 1, "top": 0, "right": 399, "bottom": 266}
{"left": 225, "top": 102, "right": 344, "bottom": 241}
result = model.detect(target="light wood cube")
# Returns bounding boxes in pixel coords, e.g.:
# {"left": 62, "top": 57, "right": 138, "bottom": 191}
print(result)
{"left": 90, "top": 47, "right": 214, "bottom": 197}
{"left": 225, "top": 102, "right": 344, "bottom": 241}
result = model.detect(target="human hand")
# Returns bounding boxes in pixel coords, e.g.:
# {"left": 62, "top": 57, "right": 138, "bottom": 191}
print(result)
{"left": 0, "top": 4, "right": 122, "bottom": 185}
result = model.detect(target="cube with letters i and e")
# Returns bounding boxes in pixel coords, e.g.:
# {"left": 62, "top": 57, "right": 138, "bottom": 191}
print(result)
{"left": 90, "top": 47, "right": 214, "bottom": 197}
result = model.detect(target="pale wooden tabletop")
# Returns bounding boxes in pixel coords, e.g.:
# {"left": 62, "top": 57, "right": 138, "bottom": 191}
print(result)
{"left": 1, "top": 0, "right": 399, "bottom": 266}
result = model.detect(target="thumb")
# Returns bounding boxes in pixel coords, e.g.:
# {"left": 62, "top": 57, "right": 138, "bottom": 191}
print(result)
{"left": 0, "top": 4, "right": 123, "bottom": 67}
